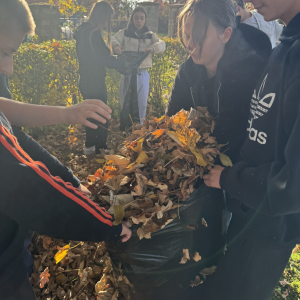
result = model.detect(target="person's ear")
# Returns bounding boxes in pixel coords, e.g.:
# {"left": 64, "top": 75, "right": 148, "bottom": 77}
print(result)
{"left": 222, "top": 27, "right": 232, "bottom": 44}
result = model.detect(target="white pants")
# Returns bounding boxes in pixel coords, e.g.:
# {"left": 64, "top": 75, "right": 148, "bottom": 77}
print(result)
{"left": 119, "top": 70, "right": 150, "bottom": 124}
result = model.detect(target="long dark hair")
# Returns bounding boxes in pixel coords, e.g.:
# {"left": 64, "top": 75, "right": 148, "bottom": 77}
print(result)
{"left": 87, "top": 1, "right": 114, "bottom": 51}
{"left": 178, "top": 0, "right": 236, "bottom": 55}
{"left": 128, "top": 6, "right": 147, "bottom": 28}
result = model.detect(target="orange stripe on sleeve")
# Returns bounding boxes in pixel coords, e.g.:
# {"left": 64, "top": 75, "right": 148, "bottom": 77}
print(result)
{"left": 0, "top": 129, "right": 114, "bottom": 226}
{"left": 0, "top": 126, "right": 113, "bottom": 221}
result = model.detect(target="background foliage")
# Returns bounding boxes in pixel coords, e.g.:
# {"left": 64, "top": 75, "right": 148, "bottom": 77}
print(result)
{"left": 10, "top": 37, "right": 187, "bottom": 118}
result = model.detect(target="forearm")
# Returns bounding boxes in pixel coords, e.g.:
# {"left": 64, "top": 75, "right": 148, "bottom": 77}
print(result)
{"left": 0, "top": 98, "right": 66, "bottom": 127}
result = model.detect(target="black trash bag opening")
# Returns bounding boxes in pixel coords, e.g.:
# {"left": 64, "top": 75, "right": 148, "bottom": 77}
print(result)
{"left": 107, "top": 184, "right": 226, "bottom": 300}
{"left": 116, "top": 51, "right": 151, "bottom": 76}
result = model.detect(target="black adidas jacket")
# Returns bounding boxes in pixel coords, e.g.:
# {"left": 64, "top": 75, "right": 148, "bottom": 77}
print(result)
{"left": 0, "top": 109, "right": 122, "bottom": 298}
{"left": 220, "top": 13, "right": 300, "bottom": 243}
{"left": 166, "top": 21, "right": 271, "bottom": 162}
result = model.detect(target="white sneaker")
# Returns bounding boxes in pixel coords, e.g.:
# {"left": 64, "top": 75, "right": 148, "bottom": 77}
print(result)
{"left": 84, "top": 146, "right": 96, "bottom": 155}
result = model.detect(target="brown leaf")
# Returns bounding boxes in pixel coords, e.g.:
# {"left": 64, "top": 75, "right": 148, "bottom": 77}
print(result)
{"left": 180, "top": 249, "right": 190, "bottom": 264}
{"left": 190, "top": 275, "right": 203, "bottom": 287}
{"left": 42, "top": 236, "right": 52, "bottom": 250}
{"left": 193, "top": 252, "right": 202, "bottom": 262}
{"left": 40, "top": 267, "right": 50, "bottom": 288}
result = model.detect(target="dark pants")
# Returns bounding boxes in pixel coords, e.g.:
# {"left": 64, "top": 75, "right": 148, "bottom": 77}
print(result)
{"left": 5, "top": 277, "right": 36, "bottom": 300}
{"left": 79, "top": 78, "right": 108, "bottom": 153}
{"left": 189, "top": 215, "right": 295, "bottom": 300}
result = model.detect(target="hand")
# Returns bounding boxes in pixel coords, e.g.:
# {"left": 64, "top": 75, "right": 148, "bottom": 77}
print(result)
{"left": 63, "top": 100, "right": 112, "bottom": 129}
{"left": 144, "top": 47, "right": 153, "bottom": 53}
{"left": 120, "top": 221, "right": 132, "bottom": 242}
{"left": 203, "top": 165, "right": 225, "bottom": 189}
{"left": 78, "top": 184, "right": 91, "bottom": 196}
{"left": 114, "top": 45, "right": 122, "bottom": 55}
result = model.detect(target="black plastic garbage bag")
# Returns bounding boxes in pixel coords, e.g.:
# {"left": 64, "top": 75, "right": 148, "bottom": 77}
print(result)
{"left": 107, "top": 184, "right": 226, "bottom": 300}
{"left": 116, "top": 51, "right": 150, "bottom": 76}
{"left": 118, "top": 51, "right": 150, "bottom": 131}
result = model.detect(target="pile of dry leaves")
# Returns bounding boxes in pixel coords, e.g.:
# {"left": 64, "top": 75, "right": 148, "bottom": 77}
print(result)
{"left": 82, "top": 108, "right": 232, "bottom": 240}
{"left": 30, "top": 236, "right": 132, "bottom": 300}
{"left": 32, "top": 108, "right": 230, "bottom": 298}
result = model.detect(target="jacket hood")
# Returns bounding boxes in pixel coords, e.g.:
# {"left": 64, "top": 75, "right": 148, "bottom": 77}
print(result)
{"left": 181, "top": 19, "right": 272, "bottom": 85}
{"left": 280, "top": 13, "right": 300, "bottom": 43}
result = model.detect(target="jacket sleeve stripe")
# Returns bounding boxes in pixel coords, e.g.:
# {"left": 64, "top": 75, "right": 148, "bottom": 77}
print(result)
{"left": 0, "top": 125, "right": 113, "bottom": 220}
{"left": 0, "top": 126, "right": 114, "bottom": 226}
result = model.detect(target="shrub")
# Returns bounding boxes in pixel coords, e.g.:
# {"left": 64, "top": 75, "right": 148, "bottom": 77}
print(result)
{"left": 9, "top": 36, "right": 187, "bottom": 119}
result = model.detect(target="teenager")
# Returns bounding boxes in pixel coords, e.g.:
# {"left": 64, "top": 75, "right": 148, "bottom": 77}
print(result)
{"left": 112, "top": 7, "right": 165, "bottom": 124}
{"left": 74, "top": 1, "right": 123, "bottom": 155}
{"left": 202, "top": 0, "right": 300, "bottom": 299}
{"left": 0, "top": 1, "right": 131, "bottom": 299}
{"left": 166, "top": 0, "right": 271, "bottom": 163}
{"left": 161, "top": 0, "right": 272, "bottom": 299}
{"left": 236, "top": 0, "right": 283, "bottom": 48}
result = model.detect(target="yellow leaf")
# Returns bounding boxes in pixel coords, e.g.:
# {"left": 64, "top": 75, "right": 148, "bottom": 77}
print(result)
{"left": 189, "top": 147, "right": 208, "bottom": 167}
{"left": 52, "top": 151, "right": 57, "bottom": 156}
{"left": 55, "top": 244, "right": 70, "bottom": 264}
{"left": 113, "top": 205, "right": 125, "bottom": 225}
{"left": 136, "top": 151, "right": 148, "bottom": 164}
{"left": 152, "top": 129, "right": 166, "bottom": 138}
{"left": 219, "top": 153, "right": 233, "bottom": 167}
{"left": 133, "top": 138, "right": 144, "bottom": 154}
{"left": 95, "top": 158, "right": 105, "bottom": 164}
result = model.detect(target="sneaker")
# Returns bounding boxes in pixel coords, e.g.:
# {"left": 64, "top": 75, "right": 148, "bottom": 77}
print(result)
{"left": 84, "top": 146, "right": 96, "bottom": 155}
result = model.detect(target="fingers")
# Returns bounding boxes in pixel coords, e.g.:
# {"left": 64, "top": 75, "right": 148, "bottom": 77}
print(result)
{"left": 85, "top": 111, "right": 107, "bottom": 124}
{"left": 83, "top": 119, "right": 98, "bottom": 129}
{"left": 122, "top": 233, "right": 131, "bottom": 242}
{"left": 82, "top": 99, "right": 112, "bottom": 114}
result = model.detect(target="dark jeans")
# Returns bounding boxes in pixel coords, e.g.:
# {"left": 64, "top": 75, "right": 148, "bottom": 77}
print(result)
{"left": 79, "top": 79, "right": 108, "bottom": 153}
{"left": 5, "top": 277, "right": 36, "bottom": 300}
{"left": 188, "top": 214, "right": 295, "bottom": 300}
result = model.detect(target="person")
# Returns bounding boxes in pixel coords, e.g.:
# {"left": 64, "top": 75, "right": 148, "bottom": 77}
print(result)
{"left": 202, "top": 0, "right": 300, "bottom": 299}
{"left": 74, "top": 1, "right": 124, "bottom": 155}
{"left": 166, "top": 0, "right": 271, "bottom": 163}
{"left": 0, "top": 1, "right": 132, "bottom": 299}
{"left": 236, "top": 0, "right": 283, "bottom": 48}
{"left": 112, "top": 7, "right": 166, "bottom": 125}
{"left": 161, "top": 0, "right": 271, "bottom": 299}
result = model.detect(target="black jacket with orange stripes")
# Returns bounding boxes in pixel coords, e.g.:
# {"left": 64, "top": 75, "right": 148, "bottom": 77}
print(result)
{"left": 0, "top": 110, "right": 122, "bottom": 299}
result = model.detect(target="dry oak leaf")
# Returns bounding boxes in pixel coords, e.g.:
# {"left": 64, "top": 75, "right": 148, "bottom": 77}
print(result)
{"left": 180, "top": 249, "right": 190, "bottom": 264}
{"left": 40, "top": 267, "right": 50, "bottom": 288}
{"left": 193, "top": 252, "right": 202, "bottom": 262}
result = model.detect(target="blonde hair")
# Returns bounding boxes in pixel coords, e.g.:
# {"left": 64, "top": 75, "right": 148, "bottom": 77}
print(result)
{"left": 0, "top": 0, "right": 36, "bottom": 36}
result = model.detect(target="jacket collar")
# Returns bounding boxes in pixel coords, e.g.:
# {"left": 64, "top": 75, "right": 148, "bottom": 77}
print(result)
{"left": 280, "top": 13, "right": 300, "bottom": 43}
{"left": 126, "top": 23, "right": 152, "bottom": 38}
